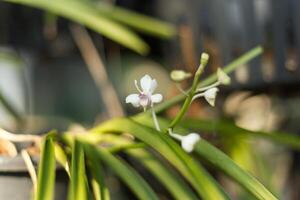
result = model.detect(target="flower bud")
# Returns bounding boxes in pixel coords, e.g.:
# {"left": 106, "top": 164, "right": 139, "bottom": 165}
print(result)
{"left": 200, "top": 53, "right": 209, "bottom": 66}
{"left": 170, "top": 70, "right": 192, "bottom": 82}
{"left": 181, "top": 133, "right": 201, "bottom": 153}
{"left": 217, "top": 68, "right": 231, "bottom": 85}
{"left": 203, "top": 87, "right": 219, "bottom": 107}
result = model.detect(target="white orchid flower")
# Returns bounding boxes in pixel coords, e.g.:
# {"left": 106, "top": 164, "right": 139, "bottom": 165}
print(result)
{"left": 203, "top": 87, "right": 219, "bottom": 107}
{"left": 169, "top": 131, "right": 201, "bottom": 153}
{"left": 181, "top": 133, "right": 201, "bottom": 153}
{"left": 126, "top": 74, "right": 163, "bottom": 109}
{"left": 217, "top": 68, "right": 231, "bottom": 85}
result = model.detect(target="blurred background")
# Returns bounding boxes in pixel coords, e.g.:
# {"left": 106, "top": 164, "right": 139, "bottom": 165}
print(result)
{"left": 0, "top": 0, "right": 300, "bottom": 199}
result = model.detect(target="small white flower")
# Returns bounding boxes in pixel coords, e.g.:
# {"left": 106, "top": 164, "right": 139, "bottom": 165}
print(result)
{"left": 217, "top": 68, "right": 231, "bottom": 85}
{"left": 181, "top": 133, "right": 201, "bottom": 153}
{"left": 203, "top": 87, "right": 219, "bottom": 107}
{"left": 126, "top": 74, "right": 163, "bottom": 109}
{"left": 169, "top": 131, "right": 201, "bottom": 153}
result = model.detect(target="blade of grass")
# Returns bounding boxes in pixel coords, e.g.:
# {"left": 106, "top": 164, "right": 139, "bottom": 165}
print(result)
{"left": 82, "top": 142, "right": 159, "bottom": 200}
{"left": 134, "top": 116, "right": 278, "bottom": 200}
{"left": 86, "top": 151, "right": 110, "bottom": 200}
{"left": 54, "top": 144, "right": 70, "bottom": 177}
{"left": 127, "top": 148, "right": 199, "bottom": 200}
{"left": 92, "top": 118, "right": 230, "bottom": 200}
{"left": 68, "top": 140, "right": 88, "bottom": 200}
{"left": 181, "top": 118, "right": 300, "bottom": 150}
{"left": 35, "top": 135, "right": 55, "bottom": 200}
{"left": 194, "top": 141, "right": 278, "bottom": 200}
{"left": 4, "top": 0, "right": 149, "bottom": 54}
{"left": 95, "top": 2, "right": 176, "bottom": 38}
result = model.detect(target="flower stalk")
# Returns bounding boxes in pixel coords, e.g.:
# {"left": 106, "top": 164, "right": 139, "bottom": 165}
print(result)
{"left": 168, "top": 53, "right": 209, "bottom": 129}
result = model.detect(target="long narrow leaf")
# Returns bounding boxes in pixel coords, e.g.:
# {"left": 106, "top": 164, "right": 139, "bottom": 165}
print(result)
{"left": 134, "top": 116, "right": 278, "bottom": 200}
{"left": 4, "top": 0, "right": 149, "bottom": 54}
{"left": 74, "top": 132, "right": 197, "bottom": 199}
{"left": 86, "top": 151, "right": 110, "bottom": 200}
{"left": 82, "top": 142, "right": 159, "bottom": 200}
{"left": 68, "top": 140, "right": 88, "bottom": 200}
{"left": 95, "top": 2, "right": 176, "bottom": 38}
{"left": 92, "top": 118, "right": 230, "bottom": 200}
{"left": 194, "top": 141, "right": 278, "bottom": 200}
{"left": 181, "top": 118, "right": 300, "bottom": 150}
{"left": 35, "top": 136, "right": 56, "bottom": 200}
{"left": 54, "top": 144, "right": 70, "bottom": 177}
{"left": 127, "top": 148, "right": 199, "bottom": 200}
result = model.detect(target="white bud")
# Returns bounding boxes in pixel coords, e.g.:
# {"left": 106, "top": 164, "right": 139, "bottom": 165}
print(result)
{"left": 203, "top": 87, "right": 219, "bottom": 106}
{"left": 200, "top": 53, "right": 209, "bottom": 66}
{"left": 217, "top": 68, "right": 231, "bottom": 85}
{"left": 181, "top": 133, "right": 201, "bottom": 153}
{"left": 170, "top": 70, "right": 192, "bottom": 82}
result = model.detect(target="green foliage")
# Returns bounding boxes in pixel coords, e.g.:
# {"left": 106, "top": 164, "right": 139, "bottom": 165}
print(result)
{"left": 35, "top": 135, "right": 56, "bottom": 200}
{"left": 4, "top": 0, "right": 176, "bottom": 54}
{"left": 83, "top": 141, "right": 159, "bottom": 200}
{"left": 32, "top": 47, "right": 300, "bottom": 200}
{"left": 93, "top": 118, "right": 230, "bottom": 200}
{"left": 68, "top": 140, "right": 88, "bottom": 200}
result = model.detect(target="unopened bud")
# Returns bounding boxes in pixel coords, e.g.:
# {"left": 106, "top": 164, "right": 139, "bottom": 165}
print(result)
{"left": 217, "top": 68, "right": 231, "bottom": 85}
{"left": 200, "top": 53, "right": 209, "bottom": 66}
{"left": 170, "top": 70, "right": 192, "bottom": 82}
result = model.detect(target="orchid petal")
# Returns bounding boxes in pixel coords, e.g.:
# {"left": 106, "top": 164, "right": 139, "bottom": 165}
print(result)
{"left": 181, "top": 133, "right": 201, "bottom": 153}
{"left": 140, "top": 74, "right": 153, "bottom": 93}
{"left": 151, "top": 94, "right": 163, "bottom": 104}
{"left": 149, "top": 79, "right": 157, "bottom": 94}
{"left": 203, "top": 87, "right": 219, "bottom": 107}
{"left": 125, "top": 94, "right": 140, "bottom": 107}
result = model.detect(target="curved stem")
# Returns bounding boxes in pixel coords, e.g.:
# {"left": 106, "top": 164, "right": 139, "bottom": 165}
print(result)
{"left": 196, "top": 81, "right": 220, "bottom": 92}
{"left": 192, "top": 93, "right": 204, "bottom": 102}
{"left": 151, "top": 106, "right": 161, "bottom": 131}
{"left": 168, "top": 63, "right": 206, "bottom": 129}
{"left": 168, "top": 129, "right": 183, "bottom": 141}
{"left": 175, "top": 83, "right": 188, "bottom": 96}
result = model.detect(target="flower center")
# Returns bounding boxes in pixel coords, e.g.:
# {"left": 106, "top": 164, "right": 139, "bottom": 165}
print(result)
{"left": 139, "top": 93, "right": 150, "bottom": 107}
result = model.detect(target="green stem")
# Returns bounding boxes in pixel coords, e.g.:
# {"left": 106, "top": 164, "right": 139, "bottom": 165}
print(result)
{"left": 150, "top": 46, "right": 263, "bottom": 115}
{"left": 151, "top": 106, "right": 161, "bottom": 131}
{"left": 168, "top": 63, "right": 206, "bottom": 129}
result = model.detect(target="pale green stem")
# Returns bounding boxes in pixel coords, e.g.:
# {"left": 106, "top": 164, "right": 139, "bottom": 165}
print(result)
{"left": 168, "top": 63, "right": 206, "bottom": 129}
{"left": 168, "top": 128, "right": 183, "bottom": 141}
{"left": 191, "top": 93, "right": 205, "bottom": 102}
{"left": 196, "top": 81, "right": 220, "bottom": 92}
{"left": 175, "top": 83, "right": 188, "bottom": 96}
{"left": 151, "top": 105, "right": 161, "bottom": 131}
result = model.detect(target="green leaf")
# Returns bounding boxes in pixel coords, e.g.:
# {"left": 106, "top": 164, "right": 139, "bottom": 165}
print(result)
{"left": 133, "top": 116, "right": 278, "bottom": 200}
{"left": 54, "top": 144, "right": 70, "bottom": 177}
{"left": 86, "top": 150, "right": 110, "bottom": 200}
{"left": 68, "top": 140, "right": 88, "bottom": 200}
{"left": 92, "top": 118, "right": 230, "bottom": 200}
{"left": 127, "top": 148, "right": 199, "bottom": 200}
{"left": 82, "top": 142, "right": 159, "bottom": 200}
{"left": 95, "top": 2, "right": 176, "bottom": 38}
{"left": 76, "top": 132, "right": 197, "bottom": 199}
{"left": 151, "top": 46, "right": 263, "bottom": 114}
{"left": 194, "top": 141, "right": 278, "bottom": 200}
{"left": 181, "top": 118, "right": 300, "bottom": 150}
{"left": 4, "top": 0, "right": 149, "bottom": 54}
{"left": 35, "top": 136, "right": 56, "bottom": 200}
